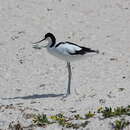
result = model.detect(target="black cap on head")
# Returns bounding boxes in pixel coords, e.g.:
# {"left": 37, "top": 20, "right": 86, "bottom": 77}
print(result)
{"left": 45, "top": 33, "right": 55, "bottom": 39}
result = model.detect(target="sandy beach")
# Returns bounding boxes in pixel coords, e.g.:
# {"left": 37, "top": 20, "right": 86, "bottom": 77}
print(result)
{"left": 0, "top": 0, "right": 130, "bottom": 129}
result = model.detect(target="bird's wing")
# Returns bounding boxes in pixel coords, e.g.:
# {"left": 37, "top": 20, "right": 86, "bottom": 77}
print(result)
{"left": 65, "top": 42, "right": 99, "bottom": 55}
{"left": 55, "top": 42, "right": 98, "bottom": 55}
{"left": 55, "top": 42, "right": 82, "bottom": 55}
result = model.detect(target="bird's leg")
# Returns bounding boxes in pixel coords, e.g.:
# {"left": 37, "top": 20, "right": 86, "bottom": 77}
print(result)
{"left": 67, "top": 62, "right": 71, "bottom": 95}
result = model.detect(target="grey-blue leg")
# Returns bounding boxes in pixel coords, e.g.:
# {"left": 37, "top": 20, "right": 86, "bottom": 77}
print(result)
{"left": 67, "top": 62, "right": 71, "bottom": 95}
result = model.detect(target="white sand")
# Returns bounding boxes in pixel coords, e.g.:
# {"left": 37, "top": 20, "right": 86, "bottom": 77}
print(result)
{"left": 0, "top": 0, "right": 130, "bottom": 129}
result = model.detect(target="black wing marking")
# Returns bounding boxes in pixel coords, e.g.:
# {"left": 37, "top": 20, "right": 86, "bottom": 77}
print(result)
{"left": 55, "top": 41, "right": 99, "bottom": 55}
{"left": 68, "top": 47, "right": 99, "bottom": 55}
{"left": 65, "top": 41, "right": 81, "bottom": 47}
{"left": 55, "top": 41, "right": 80, "bottom": 48}
{"left": 65, "top": 42, "right": 99, "bottom": 55}
{"left": 55, "top": 42, "right": 65, "bottom": 47}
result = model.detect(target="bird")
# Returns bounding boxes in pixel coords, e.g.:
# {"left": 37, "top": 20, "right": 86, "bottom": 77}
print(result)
{"left": 33, "top": 33, "right": 99, "bottom": 96}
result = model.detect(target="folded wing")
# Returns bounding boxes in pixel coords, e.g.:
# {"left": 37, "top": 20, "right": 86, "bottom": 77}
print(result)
{"left": 55, "top": 42, "right": 99, "bottom": 56}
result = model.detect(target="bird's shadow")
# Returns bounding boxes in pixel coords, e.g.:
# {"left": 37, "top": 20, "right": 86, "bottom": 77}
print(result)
{"left": 1, "top": 93, "right": 64, "bottom": 100}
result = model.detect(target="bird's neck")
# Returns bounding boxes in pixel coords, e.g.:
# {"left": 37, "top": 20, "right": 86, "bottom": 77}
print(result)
{"left": 46, "top": 37, "right": 56, "bottom": 47}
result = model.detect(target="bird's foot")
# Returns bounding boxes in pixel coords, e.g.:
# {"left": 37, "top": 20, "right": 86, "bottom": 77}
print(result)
{"left": 61, "top": 93, "right": 70, "bottom": 100}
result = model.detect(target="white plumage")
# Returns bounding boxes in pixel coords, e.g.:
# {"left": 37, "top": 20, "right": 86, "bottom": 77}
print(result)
{"left": 47, "top": 42, "right": 82, "bottom": 61}
{"left": 55, "top": 42, "right": 82, "bottom": 55}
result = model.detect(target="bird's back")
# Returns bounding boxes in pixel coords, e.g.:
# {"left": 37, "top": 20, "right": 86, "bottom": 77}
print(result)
{"left": 47, "top": 42, "right": 98, "bottom": 62}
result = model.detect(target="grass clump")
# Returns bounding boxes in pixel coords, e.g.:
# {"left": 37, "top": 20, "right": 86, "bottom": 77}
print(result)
{"left": 33, "top": 114, "right": 52, "bottom": 127}
{"left": 98, "top": 106, "right": 130, "bottom": 118}
{"left": 50, "top": 113, "right": 68, "bottom": 127}
{"left": 50, "top": 113, "right": 89, "bottom": 129}
{"left": 85, "top": 111, "right": 95, "bottom": 119}
{"left": 50, "top": 113, "right": 78, "bottom": 128}
{"left": 33, "top": 113, "right": 89, "bottom": 129}
{"left": 112, "top": 119, "right": 130, "bottom": 130}
{"left": 32, "top": 106, "right": 130, "bottom": 129}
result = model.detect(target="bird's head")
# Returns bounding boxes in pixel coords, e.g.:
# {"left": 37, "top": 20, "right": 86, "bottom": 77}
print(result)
{"left": 32, "top": 32, "right": 56, "bottom": 49}
{"left": 45, "top": 33, "right": 54, "bottom": 39}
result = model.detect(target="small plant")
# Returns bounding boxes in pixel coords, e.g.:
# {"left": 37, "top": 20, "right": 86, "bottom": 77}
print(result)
{"left": 85, "top": 111, "right": 95, "bottom": 119}
{"left": 99, "top": 106, "right": 130, "bottom": 118}
{"left": 114, "top": 106, "right": 130, "bottom": 116}
{"left": 112, "top": 119, "right": 130, "bottom": 130}
{"left": 33, "top": 114, "right": 52, "bottom": 126}
{"left": 50, "top": 113, "right": 69, "bottom": 127}
{"left": 101, "top": 107, "right": 113, "bottom": 118}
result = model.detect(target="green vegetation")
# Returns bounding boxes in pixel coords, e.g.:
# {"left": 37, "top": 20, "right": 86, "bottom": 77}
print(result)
{"left": 50, "top": 113, "right": 68, "bottom": 127}
{"left": 85, "top": 111, "right": 95, "bottom": 119}
{"left": 112, "top": 119, "right": 130, "bottom": 130}
{"left": 98, "top": 106, "right": 130, "bottom": 118}
{"left": 32, "top": 113, "right": 89, "bottom": 129}
{"left": 50, "top": 113, "right": 89, "bottom": 129}
{"left": 33, "top": 114, "right": 52, "bottom": 126}
{"left": 30, "top": 106, "right": 130, "bottom": 129}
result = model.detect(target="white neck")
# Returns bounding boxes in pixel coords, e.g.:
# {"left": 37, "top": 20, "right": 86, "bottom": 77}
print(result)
{"left": 46, "top": 37, "right": 55, "bottom": 47}
{"left": 46, "top": 37, "right": 53, "bottom": 46}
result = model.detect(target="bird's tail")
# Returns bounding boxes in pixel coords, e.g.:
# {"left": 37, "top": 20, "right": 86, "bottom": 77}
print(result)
{"left": 81, "top": 47, "right": 99, "bottom": 54}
